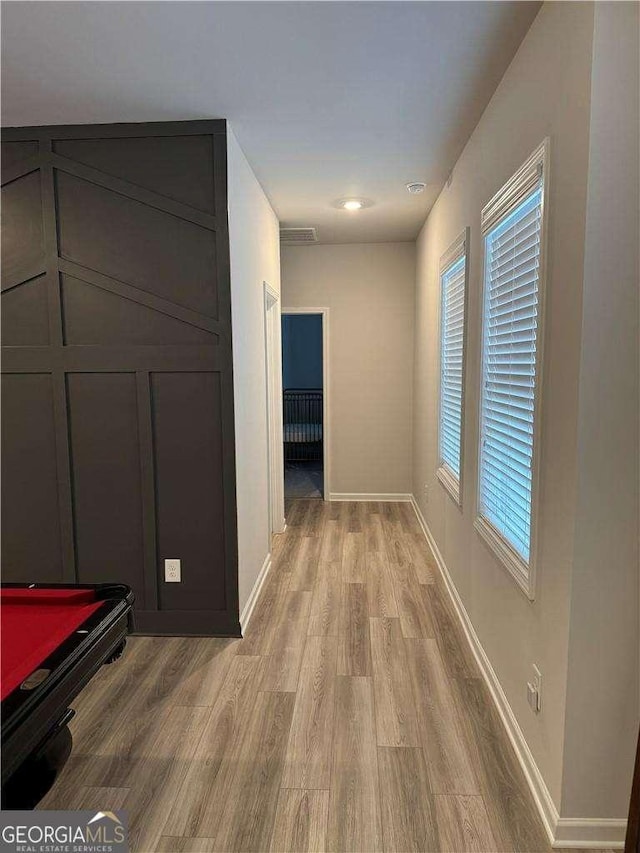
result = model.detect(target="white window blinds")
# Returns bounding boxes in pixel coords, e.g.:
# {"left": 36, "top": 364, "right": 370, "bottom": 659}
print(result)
{"left": 439, "top": 249, "right": 466, "bottom": 492}
{"left": 477, "top": 141, "right": 547, "bottom": 583}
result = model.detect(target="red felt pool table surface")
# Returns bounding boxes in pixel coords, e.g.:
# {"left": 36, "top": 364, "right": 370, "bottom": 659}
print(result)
{"left": 1, "top": 589, "right": 103, "bottom": 700}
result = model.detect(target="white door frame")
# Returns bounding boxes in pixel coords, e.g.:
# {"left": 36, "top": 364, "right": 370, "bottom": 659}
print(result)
{"left": 264, "top": 282, "right": 286, "bottom": 534}
{"left": 281, "top": 306, "right": 330, "bottom": 502}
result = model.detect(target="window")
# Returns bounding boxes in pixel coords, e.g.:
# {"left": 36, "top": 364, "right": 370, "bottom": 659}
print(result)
{"left": 437, "top": 229, "right": 469, "bottom": 505}
{"left": 475, "top": 140, "right": 549, "bottom": 598}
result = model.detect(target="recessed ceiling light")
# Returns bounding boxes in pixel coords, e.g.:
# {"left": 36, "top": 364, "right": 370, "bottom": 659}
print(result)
{"left": 406, "top": 182, "right": 427, "bottom": 194}
{"left": 334, "top": 198, "right": 373, "bottom": 211}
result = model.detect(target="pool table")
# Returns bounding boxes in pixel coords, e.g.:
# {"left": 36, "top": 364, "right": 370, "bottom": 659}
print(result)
{"left": 1, "top": 582, "right": 134, "bottom": 808}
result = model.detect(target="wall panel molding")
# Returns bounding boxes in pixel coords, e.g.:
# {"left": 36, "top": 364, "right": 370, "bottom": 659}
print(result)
{"left": 1, "top": 120, "right": 239, "bottom": 636}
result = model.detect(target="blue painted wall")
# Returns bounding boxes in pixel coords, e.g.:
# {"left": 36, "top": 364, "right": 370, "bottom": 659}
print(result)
{"left": 282, "top": 314, "right": 323, "bottom": 389}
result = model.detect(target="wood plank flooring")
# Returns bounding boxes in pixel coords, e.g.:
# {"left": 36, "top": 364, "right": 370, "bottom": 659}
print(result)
{"left": 39, "top": 500, "right": 608, "bottom": 852}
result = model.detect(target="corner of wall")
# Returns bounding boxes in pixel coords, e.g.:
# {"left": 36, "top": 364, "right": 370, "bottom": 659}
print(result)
{"left": 226, "top": 125, "right": 281, "bottom": 614}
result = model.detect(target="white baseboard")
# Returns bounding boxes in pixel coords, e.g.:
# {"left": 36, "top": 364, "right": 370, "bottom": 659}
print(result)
{"left": 552, "top": 819, "right": 627, "bottom": 848}
{"left": 409, "top": 496, "right": 626, "bottom": 850}
{"left": 239, "top": 551, "right": 271, "bottom": 634}
{"left": 329, "top": 492, "right": 412, "bottom": 502}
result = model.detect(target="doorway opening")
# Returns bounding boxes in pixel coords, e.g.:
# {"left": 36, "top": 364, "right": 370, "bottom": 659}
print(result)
{"left": 281, "top": 310, "right": 328, "bottom": 500}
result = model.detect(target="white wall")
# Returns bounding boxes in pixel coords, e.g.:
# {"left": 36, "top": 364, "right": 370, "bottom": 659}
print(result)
{"left": 281, "top": 242, "right": 415, "bottom": 498}
{"left": 561, "top": 0, "right": 639, "bottom": 820}
{"left": 412, "top": 1, "right": 595, "bottom": 810}
{"left": 227, "top": 126, "right": 281, "bottom": 615}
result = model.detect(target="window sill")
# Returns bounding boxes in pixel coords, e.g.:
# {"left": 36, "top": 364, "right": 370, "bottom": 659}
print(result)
{"left": 436, "top": 465, "right": 461, "bottom": 506}
{"left": 473, "top": 514, "right": 535, "bottom": 600}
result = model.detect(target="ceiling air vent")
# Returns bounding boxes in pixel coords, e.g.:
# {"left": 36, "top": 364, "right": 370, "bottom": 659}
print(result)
{"left": 279, "top": 227, "right": 318, "bottom": 244}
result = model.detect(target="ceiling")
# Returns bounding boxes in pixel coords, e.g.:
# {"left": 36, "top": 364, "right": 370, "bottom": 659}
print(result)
{"left": 1, "top": 1, "right": 541, "bottom": 244}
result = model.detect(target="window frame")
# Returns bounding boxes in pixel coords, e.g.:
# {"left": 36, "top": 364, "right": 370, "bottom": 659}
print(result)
{"left": 474, "top": 138, "right": 550, "bottom": 600}
{"left": 437, "top": 227, "right": 470, "bottom": 507}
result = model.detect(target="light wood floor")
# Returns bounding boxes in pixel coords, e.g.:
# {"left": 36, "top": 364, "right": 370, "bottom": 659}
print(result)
{"left": 40, "top": 500, "right": 610, "bottom": 853}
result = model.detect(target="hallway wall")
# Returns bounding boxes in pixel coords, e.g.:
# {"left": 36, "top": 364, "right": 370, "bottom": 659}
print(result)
{"left": 281, "top": 242, "right": 415, "bottom": 498}
{"left": 227, "top": 127, "right": 282, "bottom": 616}
{"left": 560, "top": 0, "right": 639, "bottom": 820}
{"left": 412, "top": 0, "right": 594, "bottom": 815}
{"left": 412, "top": 1, "right": 639, "bottom": 836}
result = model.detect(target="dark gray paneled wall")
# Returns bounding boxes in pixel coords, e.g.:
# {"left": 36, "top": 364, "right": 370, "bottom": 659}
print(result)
{"left": 1, "top": 121, "right": 239, "bottom": 636}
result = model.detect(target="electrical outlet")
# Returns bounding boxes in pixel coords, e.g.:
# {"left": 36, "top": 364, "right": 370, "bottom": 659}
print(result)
{"left": 423, "top": 483, "right": 429, "bottom": 502}
{"left": 164, "top": 558, "right": 181, "bottom": 583}
{"left": 527, "top": 664, "right": 542, "bottom": 713}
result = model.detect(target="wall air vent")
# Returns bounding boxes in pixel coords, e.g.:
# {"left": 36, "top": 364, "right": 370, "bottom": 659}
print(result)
{"left": 279, "top": 227, "right": 318, "bottom": 244}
